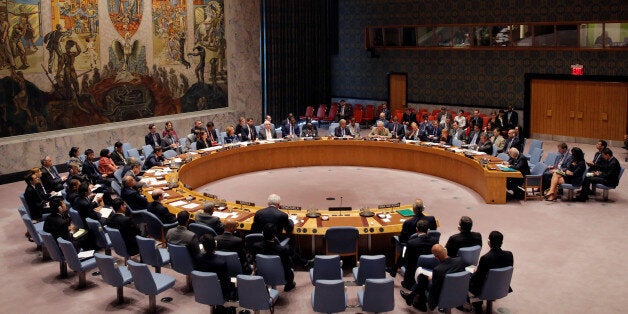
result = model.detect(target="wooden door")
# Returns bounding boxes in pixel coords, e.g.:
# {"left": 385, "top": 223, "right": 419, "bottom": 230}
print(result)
{"left": 388, "top": 72, "right": 407, "bottom": 112}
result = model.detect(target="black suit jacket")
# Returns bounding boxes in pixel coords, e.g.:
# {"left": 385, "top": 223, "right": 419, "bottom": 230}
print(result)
{"left": 195, "top": 212, "right": 225, "bottom": 235}
{"left": 194, "top": 253, "right": 234, "bottom": 297}
{"left": 469, "top": 248, "right": 514, "bottom": 295}
{"left": 145, "top": 132, "right": 162, "bottom": 148}
{"left": 506, "top": 111, "right": 519, "bottom": 129}
{"left": 148, "top": 201, "right": 176, "bottom": 224}
{"left": 504, "top": 136, "right": 523, "bottom": 153}
{"left": 251, "top": 206, "right": 294, "bottom": 237}
{"left": 196, "top": 139, "right": 212, "bottom": 149}
{"left": 428, "top": 257, "right": 467, "bottom": 310}
{"left": 478, "top": 140, "right": 493, "bottom": 155}
{"left": 106, "top": 213, "right": 140, "bottom": 255}
{"left": 402, "top": 112, "right": 416, "bottom": 125}
{"left": 258, "top": 128, "right": 277, "bottom": 140}
{"left": 445, "top": 231, "right": 483, "bottom": 258}
{"left": 24, "top": 184, "right": 48, "bottom": 220}
{"left": 597, "top": 157, "right": 621, "bottom": 187}
{"left": 110, "top": 151, "right": 127, "bottom": 166}
{"left": 74, "top": 196, "right": 102, "bottom": 226}
{"left": 41, "top": 166, "right": 64, "bottom": 192}
{"left": 239, "top": 125, "right": 257, "bottom": 141}
{"left": 216, "top": 232, "right": 246, "bottom": 264}
{"left": 143, "top": 153, "right": 164, "bottom": 170}
{"left": 82, "top": 160, "right": 104, "bottom": 185}
{"left": 509, "top": 155, "right": 531, "bottom": 176}
{"left": 121, "top": 187, "right": 148, "bottom": 210}
{"left": 43, "top": 212, "right": 73, "bottom": 243}
{"left": 337, "top": 104, "right": 353, "bottom": 120}
{"left": 403, "top": 234, "right": 438, "bottom": 287}
{"left": 281, "top": 123, "right": 300, "bottom": 138}
{"left": 470, "top": 116, "right": 483, "bottom": 129}
{"left": 388, "top": 122, "right": 405, "bottom": 139}
{"left": 399, "top": 214, "right": 438, "bottom": 243}
{"left": 334, "top": 126, "right": 352, "bottom": 137}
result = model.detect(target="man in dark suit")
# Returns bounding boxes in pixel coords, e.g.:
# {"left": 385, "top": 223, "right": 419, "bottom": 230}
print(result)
{"left": 578, "top": 148, "right": 621, "bottom": 200}
{"left": 504, "top": 129, "right": 523, "bottom": 153}
{"left": 336, "top": 99, "right": 353, "bottom": 122}
{"left": 82, "top": 149, "right": 113, "bottom": 186}
{"left": 445, "top": 216, "right": 482, "bottom": 258}
{"left": 74, "top": 182, "right": 103, "bottom": 226}
{"left": 281, "top": 116, "right": 300, "bottom": 139}
{"left": 195, "top": 234, "right": 236, "bottom": 300}
{"left": 191, "top": 120, "right": 207, "bottom": 134}
{"left": 469, "top": 231, "right": 514, "bottom": 313}
{"left": 469, "top": 110, "right": 483, "bottom": 130}
{"left": 121, "top": 175, "right": 148, "bottom": 210}
{"left": 110, "top": 141, "right": 127, "bottom": 166}
{"left": 147, "top": 189, "right": 176, "bottom": 224}
{"left": 144, "top": 123, "right": 162, "bottom": 148}
{"left": 143, "top": 146, "right": 165, "bottom": 170}
{"left": 166, "top": 211, "right": 200, "bottom": 257}
{"left": 195, "top": 202, "right": 224, "bottom": 235}
{"left": 402, "top": 220, "right": 438, "bottom": 289}
{"left": 205, "top": 121, "right": 219, "bottom": 145}
{"left": 24, "top": 172, "right": 51, "bottom": 221}
{"left": 402, "top": 108, "right": 416, "bottom": 126}
{"left": 505, "top": 106, "right": 519, "bottom": 130}
{"left": 478, "top": 133, "right": 493, "bottom": 155}
{"left": 258, "top": 120, "right": 277, "bottom": 140}
{"left": 506, "top": 147, "right": 530, "bottom": 199}
{"left": 216, "top": 219, "right": 248, "bottom": 272}
{"left": 399, "top": 199, "right": 437, "bottom": 243}
{"left": 105, "top": 199, "right": 141, "bottom": 256}
{"left": 400, "top": 244, "right": 466, "bottom": 311}
{"left": 586, "top": 139, "right": 609, "bottom": 170}
{"left": 388, "top": 116, "right": 405, "bottom": 139}
{"left": 252, "top": 223, "right": 296, "bottom": 292}
{"left": 251, "top": 194, "right": 294, "bottom": 239}
{"left": 43, "top": 196, "right": 74, "bottom": 245}
{"left": 466, "top": 124, "right": 482, "bottom": 146}
{"left": 334, "top": 119, "right": 353, "bottom": 138}
{"left": 40, "top": 156, "right": 66, "bottom": 192}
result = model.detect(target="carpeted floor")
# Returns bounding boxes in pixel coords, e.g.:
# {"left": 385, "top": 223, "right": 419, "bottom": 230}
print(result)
{"left": 1, "top": 139, "right": 626, "bottom": 313}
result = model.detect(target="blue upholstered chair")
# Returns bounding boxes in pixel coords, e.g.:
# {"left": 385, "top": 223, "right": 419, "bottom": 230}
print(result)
{"left": 215, "top": 251, "right": 244, "bottom": 278}
{"left": 417, "top": 254, "right": 439, "bottom": 273}
{"left": 126, "top": 148, "right": 142, "bottom": 161}
{"left": 523, "top": 139, "right": 543, "bottom": 160}
{"left": 437, "top": 271, "right": 472, "bottom": 312}
{"left": 309, "top": 255, "right": 342, "bottom": 285}
{"left": 595, "top": 167, "right": 624, "bottom": 201}
{"left": 324, "top": 227, "right": 359, "bottom": 261}
{"left": 523, "top": 162, "right": 548, "bottom": 201}
{"left": 136, "top": 236, "right": 170, "bottom": 273}
{"left": 85, "top": 217, "right": 111, "bottom": 255}
{"left": 428, "top": 229, "right": 441, "bottom": 243}
{"left": 528, "top": 147, "right": 543, "bottom": 166}
{"left": 237, "top": 275, "right": 279, "bottom": 313}
{"left": 57, "top": 237, "right": 97, "bottom": 288}
{"left": 358, "top": 278, "right": 395, "bottom": 313}
{"left": 352, "top": 254, "right": 386, "bottom": 285}
{"left": 127, "top": 260, "right": 176, "bottom": 312}
{"left": 559, "top": 165, "right": 588, "bottom": 200}
{"left": 121, "top": 142, "right": 133, "bottom": 158}
{"left": 497, "top": 152, "right": 509, "bottom": 161}
{"left": 457, "top": 245, "right": 482, "bottom": 266}
{"left": 255, "top": 254, "right": 286, "bottom": 289}
{"left": 167, "top": 243, "right": 195, "bottom": 291}
{"left": 39, "top": 230, "right": 67, "bottom": 277}
{"left": 311, "top": 279, "right": 347, "bottom": 313}
{"left": 68, "top": 208, "right": 85, "bottom": 229}
{"left": 188, "top": 222, "right": 217, "bottom": 238}
{"left": 104, "top": 225, "right": 132, "bottom": 262}
{"left": 21, "top": 214, "right": 43, "bottom": 249}
{"left": 476, "top": 266, "right": 514, "bottom": 314}
{"left": 141, "top": 145, "right": 154, "bottom": 158}
{"left": 191, "top": 271, "right": 225, "bottom": 310}
{"left": 543, "top": 152, "right": 559, "bottom": 166}
{"left": 111, "top": 180, "right": 122, "bottom": 196}
{"left": 137, "top": 210, "right": 178, "bottom": 246}
{"left": 94, "top": 252, "right": 133, "bottom": 304}
{"left": 162, "top": 149, "right": 178, "bottom": 159}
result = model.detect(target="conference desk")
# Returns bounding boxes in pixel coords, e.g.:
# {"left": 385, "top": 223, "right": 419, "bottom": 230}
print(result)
{"left": 140, "top": 139, "right": 520, "bottom": 257}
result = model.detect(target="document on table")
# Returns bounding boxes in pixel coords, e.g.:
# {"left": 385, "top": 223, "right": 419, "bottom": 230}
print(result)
{"left": 100, "top": 206, "right": 113, "bottom": 218}
{"left": 77, "top": 250, "right": 95, "bottom": 260}
{"left": 182, "top": 203, "right": 200, "bottom": 209}
{"left": 170, "top": 200, "right": 187, "bottom": 207}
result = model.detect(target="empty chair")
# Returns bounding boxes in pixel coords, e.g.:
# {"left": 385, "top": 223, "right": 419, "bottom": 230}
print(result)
{"left": 68, "top": 208, "right": 85, "bottom": 229}
{"left": 523, "top": 139, "right": 543, "bottom": 160}
{"left": 111, "top": 180, "right": 122, "bottom": 196}
{"left": 57, "top": 237, "right": 97, "bottom": 288}
{"left": 136, "top": 236, "right": 170, "bottom": 273}
{"left": 163, "top": 149, "right": 178, "bottom": 159}
{"left": 85, "top": 217, "right": 111, "bottom": 255}
{"left": 113, "top": 167, "right": 125, "bottom": 184}
{"left": 94, "top": 252, "right": 133, "bottom": 304}
{"left": 167, "top": 243, "right": 195, "bottom": 291}
{"left": 428, "top": 230, "right": 441, "bottom": 243}
{"left": 458, "top": 245, "right": 482, "bottom": 266}
{"left": 497, "top": 153, "right": 509, "bottom": 161}
{"left": 139, "top": 211, "right": 178, "bottom": 245}
{"left": 594, "top": 167, "right": 624, "bottom": 201}
{"left": 39, "top": 230, "right": 67, "bottom": 277}
{"left": 358, "top": 278, "right": 395, "bottom": 313}
{"left": 141, "top": 144, "right": 154, "bottom": 158}
{"left": 121, "top": 142, "right": 133, "bottom": 158}
{"left": 237, "top": 274, "right": 279, "bottom": 314}
{"left": 352, "top": 254, "right": 386, "bottom": 285}
{"left": 528, "top": 147, "right": 543, "bottom": 165}
{"left": 127, "top": 260, "right": 176, "bottom": 312}
{"left": 21, "top": 214, "right": 44, "bottom": 250}
{"left": 255, "top": 254, "right": 286, "bottom": 289}
{"left": 191, "top": 271, "right": 225, "bottom": 311}
{"left": 215, "top": 251, "right": 244, "bottom": 278}
{"left": 309, "top": 255, "right": 342, "bottom": 285}
{"left": 543, "top": 152, "right": 559, "bottom": 165}
{"left": 104, "top": 226, "right": 133, "bottom": 262}
{"left": 126, "top": 148, "right": 142, "bottom": 161}
{"left": 324, "top": 227, "right": 359, "bottom": 262}
{"left": 188, "top": 222, "right": 217, "bottom": 238}
{"left": 437, "top": 271, "right": 472, "bottom": 313}
{"left": 476, "top": 266, "right": 514, "bottom": 314}
{"left": 311, "top": 279, "right": 347, "bottom": 313}
{"left": 523, "top": 162, "right": 548, "bottom": 201}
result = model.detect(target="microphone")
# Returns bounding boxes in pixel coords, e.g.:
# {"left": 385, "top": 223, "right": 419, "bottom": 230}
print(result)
{"left": 340, "top": 196, "right": 343, "bottom": 207}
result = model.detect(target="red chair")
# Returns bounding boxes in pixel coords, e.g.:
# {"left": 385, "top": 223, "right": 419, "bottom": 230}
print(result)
{"left": 312, "top": 104, "right": 327, "bottom": 122}
{"left": 363, "top": 105, "right": 375, "bottom": 126}
{"left": 482, "top": 117, "right": 490, "bottom": 129}
{"left": 299, "top": 106, "right": 314, "bottom": 121}
{"left": 353, "top": 108, "right": 363, "bottom": 124}
{"left": 431, "top": 109, "right": 441, "bottom": 116}
{"left": 394, "top": 109, "right": 403, "bottom": 122}
{"left": 354, "top": 104, "right": 362, "bottom": 110}
{"left": 428, "top": 115, "right": 435, "bottom": 121}
{"left": 322, "top": 105, "right": 339, "bottom": 124}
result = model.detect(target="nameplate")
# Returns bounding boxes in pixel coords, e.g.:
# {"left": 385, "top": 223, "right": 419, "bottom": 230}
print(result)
{"left": 280, "top": 205, "right": 302, "bottom": 211}
{"left": 378, "top": 202, "right": 400, "bottom": 209}
{"left": 236, "top": 200, "right": 255, "bottom": 206}
{"left": 203, "top": 193, "right": 217, "bottom": 199}
{"left": 329, "top": 206, "right": 352, "bottom": 211}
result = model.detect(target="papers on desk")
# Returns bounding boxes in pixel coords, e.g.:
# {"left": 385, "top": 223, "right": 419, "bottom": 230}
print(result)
{"left": 100, "top": 206, "right": 114, "bottom": 219}
{"left": 497, "top": 165, "right": 517, "bottom": 172}
{"left": 200, "top": 145, "right": 224, "bottom": 152}
{"left": 404, "top": 140, "right": 419, "bottom": 144}
{"left": 73, "top": 228, "right": 88, "bottom": 239}
{"left": 169, "top": 200, "right": 188, "bottom": 207}
{"left": 173, "top": 158, "right": 182, "bottom": 163}
{"left": 77, "top": 250, "right": 95, "bottom": 260}
{"left": 182, "top": 203, "right": 200, "bottom": 210}
{"left": 289, "top": 215, "right": 298, "bottom": 225}
{"left": 213, "top": 212, "right": 241, "bottom": 219}
{"left": 94, "top": 193, "right": 104, "bottom": 201}
{"left": 415, "top": 267, "right": 433, "bottom": 282}
{"left": 91, "top": 184, "right": 101, "bottom": 191}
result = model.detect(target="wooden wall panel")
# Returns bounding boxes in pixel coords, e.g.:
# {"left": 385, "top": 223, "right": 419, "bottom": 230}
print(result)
{"left": 530, "top": 80, "right": 627, "bottom": 141}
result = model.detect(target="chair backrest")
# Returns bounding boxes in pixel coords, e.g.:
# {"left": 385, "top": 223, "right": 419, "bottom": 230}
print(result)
{"left": 478, "top": 266, "right": 513, "bottom": 301}
{"left": 452, "top": 137, "right": 462, "bottom": 147}
{"left": 311, "top": 255, "right": 342, "bottom": 284}
{"left": 237, "top": 275, "right": 272, "bottom": 311}
{"left": 530, "top": 162, "right": 548, "bottom": 176}
{"left": 121, "top": 143, "right": 133, "bottom": 158}
{"left": 312, "top": 279, "right": 346, "bottom": 313}
{"left": 315, "top": 105, "right": 327, "bottom": 120}
{"left": 492, "top": 144, "right": 498, "bottom": 156}
{"left": 188, "top": 223, "right": 217, "bottom": 238}
{"left": 179, "top": 138, "right": 187, "bottom": 148}
{"left": 167, "top": 243, "right": 195, "bottom": 275}
{"left": 95, "top": 252, "right": 129, "bottom": 287}
{"left": 353, "top": 108, "right": 363, "bottom": 123}
{"left": 302, "top": 106, "right": 314, "bottom": 118}
{"left": 21, "top": 214, "right": 43, "bottom": 245}
{"left": 142, "top": 145, "right": 154, "bottom": 157}
{"left": 68, "top": 208, "right": 85, "bottom": 229}
{"left": 362, "top": 278, "right": 395, "bottom": 313}
{"left": 39, "top": 230, "right": 64, "bottom": 262}
{"left": 136, "top": 236, "right": 163, "bottom": 267}
{"left": 428, "top": 230, "right": 441, "bottom": 243}
{"left": 57, "top": 237, "right": 83, "bottom": 272}
{"left": 126, "top": 260, "right": 158, "bottom": 294}
{"left": 111, "top": 180, "right": 122, "bottom": 196}
{"left": 417, "top": 254, "right": 439, "bottom": 271}
{"left": 355, "top": 255, "right": 386, "bottom": 285}
{"left": 528, "top": 139, "right": 543, "bottom": 153}
{"left": 215, "top": 251, "right": 243, "bottom": 277}
{"left": 113, "top": 167, "right": 125, "bottom": 184}
{"left": 543, "top": 152, "right": 559, "bottom": 165}
{"left": 140, "top": 211, "right": 167, "bottom": 240}
{"left": 244, "top": 233, "right": 264, "bottom": 252}
{"left": 127, "top": 148, "right": 141, "bottom": 159}
{"left": 458, "top": 245, "right": 482, "bottom": 266}
{"left": 497, "top": 153, "right": 509, "bottom": 161}
{"left": 438, "top": 271, "right": 472, "bottom": 309}
{"left": 255, "top": 254, "right": 286, "bottom": 286}
{"left": 191, "top": 271, "right": 225, "bottom": 306}
{"left": 328, "top": 122, "right": 339, "bottom": 136}
{"left": 19, "top": 193, "right": 30, "bottom": 213}
{"left": 325, "top": 227, "right": 359, "bottom": 255}
{"left": 86, "top": 217, "right": 110, "bottom": 250}
{"left": 529, "top": 147, "right": 543, "bottom": 164}
{"left": 163, "top": 149, "right": 177, "bottom": 159}
{"left": 104, "top": 225, "right": 130, "bottom": 258}
{"left": 218, "top": 133, "right": 227, "bottom": 145}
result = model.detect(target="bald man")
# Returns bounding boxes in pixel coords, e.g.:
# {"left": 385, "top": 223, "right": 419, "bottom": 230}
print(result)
{"left": 400, "top": 244, "right": 466, "bottom": 311}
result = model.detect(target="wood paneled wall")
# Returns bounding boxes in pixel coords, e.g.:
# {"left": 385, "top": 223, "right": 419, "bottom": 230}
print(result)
{"left": 530, "top": 80, "right": 628, "bottom": 140}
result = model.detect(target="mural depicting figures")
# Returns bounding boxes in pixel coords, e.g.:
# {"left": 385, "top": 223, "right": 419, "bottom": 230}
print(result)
{"left": 108, "top": 0, "right": 142, "bottom": 38}
{"left": 1, "top": 0, "right": 42, "bottom": 74}
{"left": 152, "top": 0, "right": 186, "bottom": 66}
{"left": 50, "top": 0, "right": 99, "bottom": 74}
{"left": 193, "top": 0, "right": 225, "bottom": 85}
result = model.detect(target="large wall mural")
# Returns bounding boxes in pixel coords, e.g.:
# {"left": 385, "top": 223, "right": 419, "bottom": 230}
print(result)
{"left": 0, "top": 0, "right": 227, "bottom": 138}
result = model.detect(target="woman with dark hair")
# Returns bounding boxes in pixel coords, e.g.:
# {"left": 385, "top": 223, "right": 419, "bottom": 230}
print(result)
{"left": 97, "top": 148, "right": 118, "bottom": 176}
{"left": 196, "top": 130, "right": 211, "bottom": 149}
{"left": 67, "top": 146, "right": 83, "bottom": 169}
{"left": 161, "top": 121, "right": 178, "bottom": 139}
{"left": 544, "top": 147, "right": 586, "bottom": 201}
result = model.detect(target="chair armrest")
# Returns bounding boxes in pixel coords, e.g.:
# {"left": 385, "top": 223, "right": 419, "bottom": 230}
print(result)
{"left": 163, "top": 222, "right": 178, "bottom": 229}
